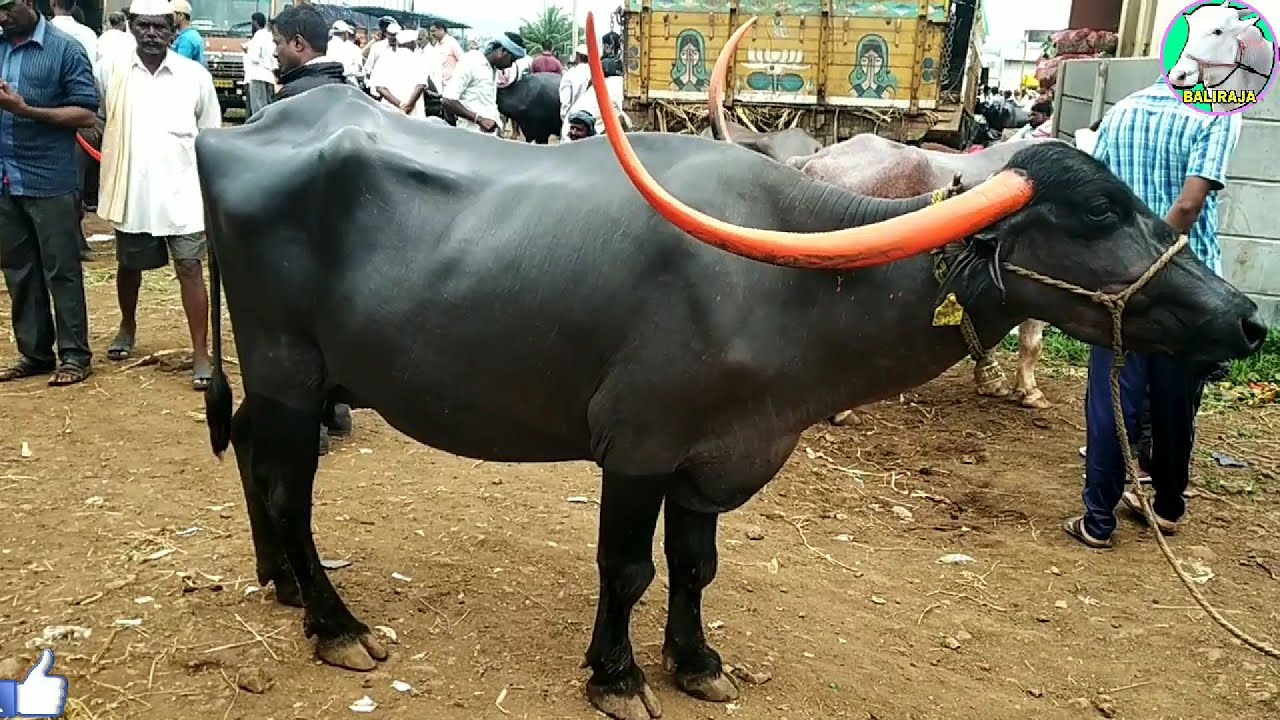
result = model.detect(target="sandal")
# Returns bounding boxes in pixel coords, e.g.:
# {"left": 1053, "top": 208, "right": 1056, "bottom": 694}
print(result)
{"left": 192, "top": 370, "right": 212, "bottom": 391}
{"left": 1121, "top": 491, "right": 1183, "bottom": 535}
{"left": 0, "top": 358, "right": 55, "bottom": 383}
{"left": 1062, "top": 516, "right": 1113, "bottom": 549}
{"left": 48, "top": 362, "right": 92, "bottom": 387}
{"left": 107, "top": 331, "right": 135, "bottom": 361}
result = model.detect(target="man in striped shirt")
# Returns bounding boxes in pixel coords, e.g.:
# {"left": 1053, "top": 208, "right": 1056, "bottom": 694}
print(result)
{"left": 1064, "top": 79, "right": 1242, "bottom": 549}
{"left": 0, "top": 0, "right": 98, "bottom": 386}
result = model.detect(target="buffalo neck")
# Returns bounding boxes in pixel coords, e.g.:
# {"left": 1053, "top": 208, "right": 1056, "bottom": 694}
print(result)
{"left": 780, "top": 183, "right": 1027, "bottom": 423}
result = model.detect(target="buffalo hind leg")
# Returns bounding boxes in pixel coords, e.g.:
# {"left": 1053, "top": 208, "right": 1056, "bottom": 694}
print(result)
{"left": 231, "top": 398, "right": 302, "bottom": 607}
{"left": 1012, "top": 319, "right": 1050, "bottom": 408}
{"left": 584, "top": 471, "right": 668, "bottom": 720}
{"left": 248, "top": 392, "right": 387, "bottom": 670}
{"left": 662, "top": 501, "right": 738, "bottom": 702}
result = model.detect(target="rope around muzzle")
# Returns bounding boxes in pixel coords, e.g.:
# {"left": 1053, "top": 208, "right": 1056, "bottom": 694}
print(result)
{"left": 1002, "top": 235, "right": 1280, "bottom": 660}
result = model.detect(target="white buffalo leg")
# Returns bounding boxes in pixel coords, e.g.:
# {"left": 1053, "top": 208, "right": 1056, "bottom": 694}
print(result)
{"left": 1012, "top": 319, "right": 1050, "bottom": 409}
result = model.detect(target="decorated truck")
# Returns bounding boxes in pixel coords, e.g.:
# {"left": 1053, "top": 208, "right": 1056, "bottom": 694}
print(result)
{"left": 620, "top": 0, "right": 986, "bottom": 145}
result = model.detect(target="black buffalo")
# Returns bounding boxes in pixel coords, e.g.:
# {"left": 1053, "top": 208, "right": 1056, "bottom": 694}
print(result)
{"left": 497, "top": 71, "right": 562, "bottom": 143}
{"left": 196, "top": 81, "right": 1264, "bottom": 720}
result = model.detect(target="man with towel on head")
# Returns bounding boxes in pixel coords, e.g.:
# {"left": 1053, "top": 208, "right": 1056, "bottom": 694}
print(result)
{"left": 441, "top": 33, "right": 523, "bottom": 134}
{"left": 96, "top": 0, "right": 221, "bottom": 391}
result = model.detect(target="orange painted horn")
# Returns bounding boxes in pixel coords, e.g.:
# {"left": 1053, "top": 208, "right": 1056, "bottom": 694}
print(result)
{"left": 706, "top": 16, "right": 757, "bottom": 141}
{"left": 583, "top": 13, "right": 1036, "bottom": 270}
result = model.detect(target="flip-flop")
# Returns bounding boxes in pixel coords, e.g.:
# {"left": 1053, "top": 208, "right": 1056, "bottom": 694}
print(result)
{"left": 192, "top": 365, "right": 212, "bottom": 391}
{"left": 107, "top": 331, "right": 135, "bottom": 361}
{"left": 1062, "top": 516, "right": 1113, "bottom": 549}
{"left": 48, "top": 362, "right": 92, "bottom": 387}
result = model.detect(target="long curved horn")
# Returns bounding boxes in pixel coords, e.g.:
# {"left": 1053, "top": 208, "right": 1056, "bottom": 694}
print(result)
{"left": 706, "top": 16, "right": 758, "bottom": 141}
{"left": 583, "top": 13, "right": 1035, "bottom": 270}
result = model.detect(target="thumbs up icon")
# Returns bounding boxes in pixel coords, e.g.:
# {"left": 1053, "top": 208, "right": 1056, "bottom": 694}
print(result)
{"left": 0, "top": 649, "right": 69, "bottom": 718}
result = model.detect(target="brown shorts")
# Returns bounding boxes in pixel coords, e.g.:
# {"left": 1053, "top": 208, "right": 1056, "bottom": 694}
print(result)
{"left": 115, "top": 230, "right": 206, "bottom": 272}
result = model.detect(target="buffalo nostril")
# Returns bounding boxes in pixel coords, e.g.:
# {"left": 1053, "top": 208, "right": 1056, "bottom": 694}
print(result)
{"left": 1242, "top": 317, "right": 1268, "bottom": 352}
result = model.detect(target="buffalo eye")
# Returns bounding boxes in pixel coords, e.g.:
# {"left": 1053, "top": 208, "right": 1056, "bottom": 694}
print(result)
{"left": 1085, "top": 202, "right": 1114, "bottom": 224}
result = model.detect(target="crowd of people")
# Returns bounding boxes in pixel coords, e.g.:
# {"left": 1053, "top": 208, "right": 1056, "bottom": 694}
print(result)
{"left": 0, "top": 0, "right": 628, "bottom": 451}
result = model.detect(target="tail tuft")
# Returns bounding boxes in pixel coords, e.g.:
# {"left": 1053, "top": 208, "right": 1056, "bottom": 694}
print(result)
{"left": 206, "top": 368, "right": 233, "bottom": 458}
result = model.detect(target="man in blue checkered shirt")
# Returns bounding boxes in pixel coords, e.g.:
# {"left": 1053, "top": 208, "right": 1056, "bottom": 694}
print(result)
{"left": 1064, "top": 79, "right": 1242, "bottom": 549}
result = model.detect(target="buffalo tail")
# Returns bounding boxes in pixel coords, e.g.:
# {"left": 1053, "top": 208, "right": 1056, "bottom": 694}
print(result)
{"left": 205, "top": 248, "right": 233, "bottom": 458}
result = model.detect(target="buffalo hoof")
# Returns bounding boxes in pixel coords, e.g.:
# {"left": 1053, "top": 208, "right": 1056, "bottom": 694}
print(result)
{"left": 315, "top": 631, "right": 388, "bottom": 671}
{"left": 587, "top": 678, "right": 663, "bottom": 720}
{"left": 661, "top": 647, "right": 739, "bottom": 703}
{"left": 1017, "top": 388, "right": 1051, "bottom": 409}
{"left": 829, "top": 409, "right": 855, "bottom": 426}
{"left": 271, "top": 577, "right": 304, "bottom": 608}
{"left": 675, "top": 671, "right": 738, "bottom": 702}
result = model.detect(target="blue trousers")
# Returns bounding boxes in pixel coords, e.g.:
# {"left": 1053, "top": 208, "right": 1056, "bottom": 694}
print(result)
{"left": 1082, "top": 346, "right": 1206, "bottom": 539}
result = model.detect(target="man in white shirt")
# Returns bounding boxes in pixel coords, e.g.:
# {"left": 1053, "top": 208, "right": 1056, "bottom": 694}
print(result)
{"left": 97, "top": 11, "right": 136, "bottom": 68}
{"left": 50, "top": 0, "right": 96, "bottom": 70}
{"left": 442, "top": 34, "right": 523, "bottom": 133}
{"left": 362, "top": 16, "right": 396, "bottom": 81}
{"left": 558, "top": 44, "right": 591, "bottom": 125}
{"left": 243, "top": 11, "right": 276, "bottom": 116}
{"left": 371, "top": 28, "right": 437, "bottom": 116}
{"left": 96, "top": 0, "right": 221, "bottom": 391}
{"left": 326, "top": 20, "right": 362, "bottom": 85}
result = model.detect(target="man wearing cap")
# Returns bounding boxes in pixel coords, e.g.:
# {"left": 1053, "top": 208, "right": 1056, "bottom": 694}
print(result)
{"left": 0, "top": 0, "right": 98, "bottom": 386}
{"left": 371, "top": 27, "right": 438, "bottom": 116}
{"left": 169, "top": 0, "right": 205, "bottom": 67}
{"left": 96, "top": 0, "right": 220, "bottom": 391}
{"left": 326, "top": 20, "right": 362, "bottom": 85}
{"left": 243, "top": 11, "right": 276, "bottom": 116}
{"left": 560, "top": 57, "right": 630, "bottom": 140}
{"left": 558, "top": 44, "right": 590, "bottom": 130}
{"left": 270, "top": 3, "right": 345, "bottom": 101}
{"left": 441, "top": 34, "right": 522, "bottom": 133}
{"left": 564, "top": 110, "right": 596, "bottom": 141}
{"left": 494, "top": 31, "right": 529, "bottom": 90}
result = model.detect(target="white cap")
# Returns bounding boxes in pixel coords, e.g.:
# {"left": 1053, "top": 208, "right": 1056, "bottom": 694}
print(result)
{"left": 386, "top": 22, "right": 402, "bottom": 35}
{"left": 575, "top": 43, "right": 588, "bottom": 57}
{"left": 396, "top": 28, "right": 418, "bottom": 45}
{"left": 169, "top": 0, "right": 191, "bottom": 15}
{"left": 331, "top": 20, "right": 352, "bottom": 34}
{"left": 130, "top": 0, "right": 174, "bottom": 14}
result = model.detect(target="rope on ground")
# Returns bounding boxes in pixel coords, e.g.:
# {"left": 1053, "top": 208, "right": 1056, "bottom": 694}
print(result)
{"left": 1004, "top": 236, "right": 1280, "bottom": 660}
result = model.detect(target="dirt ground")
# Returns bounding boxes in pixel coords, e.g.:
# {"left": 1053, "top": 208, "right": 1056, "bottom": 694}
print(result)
{"left": 2, "top": 232, "right": 1279, "bottom": 720}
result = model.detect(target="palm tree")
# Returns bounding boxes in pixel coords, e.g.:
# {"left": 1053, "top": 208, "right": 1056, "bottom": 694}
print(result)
{"left": 517, "top": 5, "right": 584, "bottom": 59}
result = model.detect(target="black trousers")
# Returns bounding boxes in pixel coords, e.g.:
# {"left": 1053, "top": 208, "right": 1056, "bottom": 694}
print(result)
{"left": 0, "top": 191, "right": 93, "bottom": 367}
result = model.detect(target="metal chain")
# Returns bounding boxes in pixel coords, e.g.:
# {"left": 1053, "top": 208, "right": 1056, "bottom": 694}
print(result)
{"left": 1003, "top": 236, "right": 1280, "bottom": 660}
{"left": 938, "top": 2, "right": 958, "bottom": 103}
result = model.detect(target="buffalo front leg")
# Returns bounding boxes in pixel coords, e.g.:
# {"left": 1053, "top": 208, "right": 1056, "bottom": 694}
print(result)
{"left": 973, "top": 351, "right": 1011, "bottom": 398}
{"left": 584, "top": 472, "right": 668, "bottom": 720}
{"left": 248, "top": 392, "right": 387, "bottom": 671}
{"left": 230, "top": 399, "right": 302, "bottom": 607}
{"left": 662, "top": 501, "right": 738, "bottom": 703}
{"left": 1012, "top": 319, "right": 1050, "bottom": 409}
